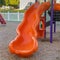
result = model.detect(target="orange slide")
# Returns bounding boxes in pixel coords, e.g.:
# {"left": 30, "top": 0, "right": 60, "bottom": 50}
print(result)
{"left": 54, "top": 3, "right": 60, "bottom": 11}
{"left": 9, "top": 2, "right": 50, "bottom": 57}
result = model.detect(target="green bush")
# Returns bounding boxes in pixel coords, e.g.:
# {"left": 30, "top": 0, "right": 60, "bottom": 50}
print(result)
{"left": 0, "top": 0, "right": 5, "bottom": 5}
{"left": 0, "top": 0, "right": 20, "bottom": 8}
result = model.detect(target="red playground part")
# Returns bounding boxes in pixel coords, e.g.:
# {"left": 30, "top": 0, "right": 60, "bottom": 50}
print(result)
{"left": 0, "top": 14, "right": 6, "bottom": 24}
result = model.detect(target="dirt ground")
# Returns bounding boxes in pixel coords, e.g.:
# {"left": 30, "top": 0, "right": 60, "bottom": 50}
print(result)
{"left": 0, "top": 22, "right": 60, "bottom": 60}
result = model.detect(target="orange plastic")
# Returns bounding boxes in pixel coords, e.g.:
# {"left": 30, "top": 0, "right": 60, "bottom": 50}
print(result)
{"left": 9, "top": 2, "right": 50, "bottom": 57}
{"left": 54, "top": 3, "right": 60, "bottom": 11}
{"left": 36, "top": 17, "right": 46, "bottom": 38}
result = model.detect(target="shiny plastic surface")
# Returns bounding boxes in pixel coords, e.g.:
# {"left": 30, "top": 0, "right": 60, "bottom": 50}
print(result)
{"left": 9, "top": 2, "right": 50, "bottom": 57}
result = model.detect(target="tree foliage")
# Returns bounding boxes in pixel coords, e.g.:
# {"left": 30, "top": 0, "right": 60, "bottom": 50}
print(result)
{"left": 0, "top": 0, "right": 20, "bottom": 8}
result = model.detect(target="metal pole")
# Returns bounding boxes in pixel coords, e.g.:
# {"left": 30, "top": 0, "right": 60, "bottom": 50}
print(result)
{"left": 54, "top": 21, "right": 56, "bottom": 33}
{"left": 44, "top": 0, "right": 46, "bottom": 38}
{"left": 50, "top": 0, "right": 54, "bottom": 43}
{"left": 54, "top": 0, "right": 56, "bottom": 33}
{"left": 35, "top": 0, "right": 38, "bottom": 2}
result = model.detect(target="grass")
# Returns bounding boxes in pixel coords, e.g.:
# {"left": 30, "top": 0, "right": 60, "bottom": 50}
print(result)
{"left": 0, "top": 9, "right": 26, "bottom": 13}
{"left": 20, "top": 10, "right": 26, "bottom": 13}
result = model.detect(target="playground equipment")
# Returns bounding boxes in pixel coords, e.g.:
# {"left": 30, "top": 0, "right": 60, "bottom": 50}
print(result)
{"left": 0, "top": 14, "right": 6, "bottom": 24}
{"left": 9, "top": 0, "right": 60, "bottom": 57}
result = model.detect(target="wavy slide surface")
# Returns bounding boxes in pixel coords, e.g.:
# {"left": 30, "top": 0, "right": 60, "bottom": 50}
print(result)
{"left": 9, "top": 2, "right": 50, "bottom": 57}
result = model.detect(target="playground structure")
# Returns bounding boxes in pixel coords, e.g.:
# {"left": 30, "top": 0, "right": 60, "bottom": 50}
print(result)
{"left": 9, "top": 0, "right": 60, "bottom": 57}
{"left": 0, "top": 14, "right": 6, "bottom": 24}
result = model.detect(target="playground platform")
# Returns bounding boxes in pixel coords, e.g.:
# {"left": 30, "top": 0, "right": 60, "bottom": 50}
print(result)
{"left": 0, "top": 21, "right": 60, "bottom": 60}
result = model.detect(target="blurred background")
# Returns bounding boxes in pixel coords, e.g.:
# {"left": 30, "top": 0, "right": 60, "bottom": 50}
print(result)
{"left": 0, "top": 0, "right": 60, "bottom": 22}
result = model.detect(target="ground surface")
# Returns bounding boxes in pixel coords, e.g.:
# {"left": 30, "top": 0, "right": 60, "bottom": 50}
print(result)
{"left": 0, "top": 22, "right": 60, "bottom": 60}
